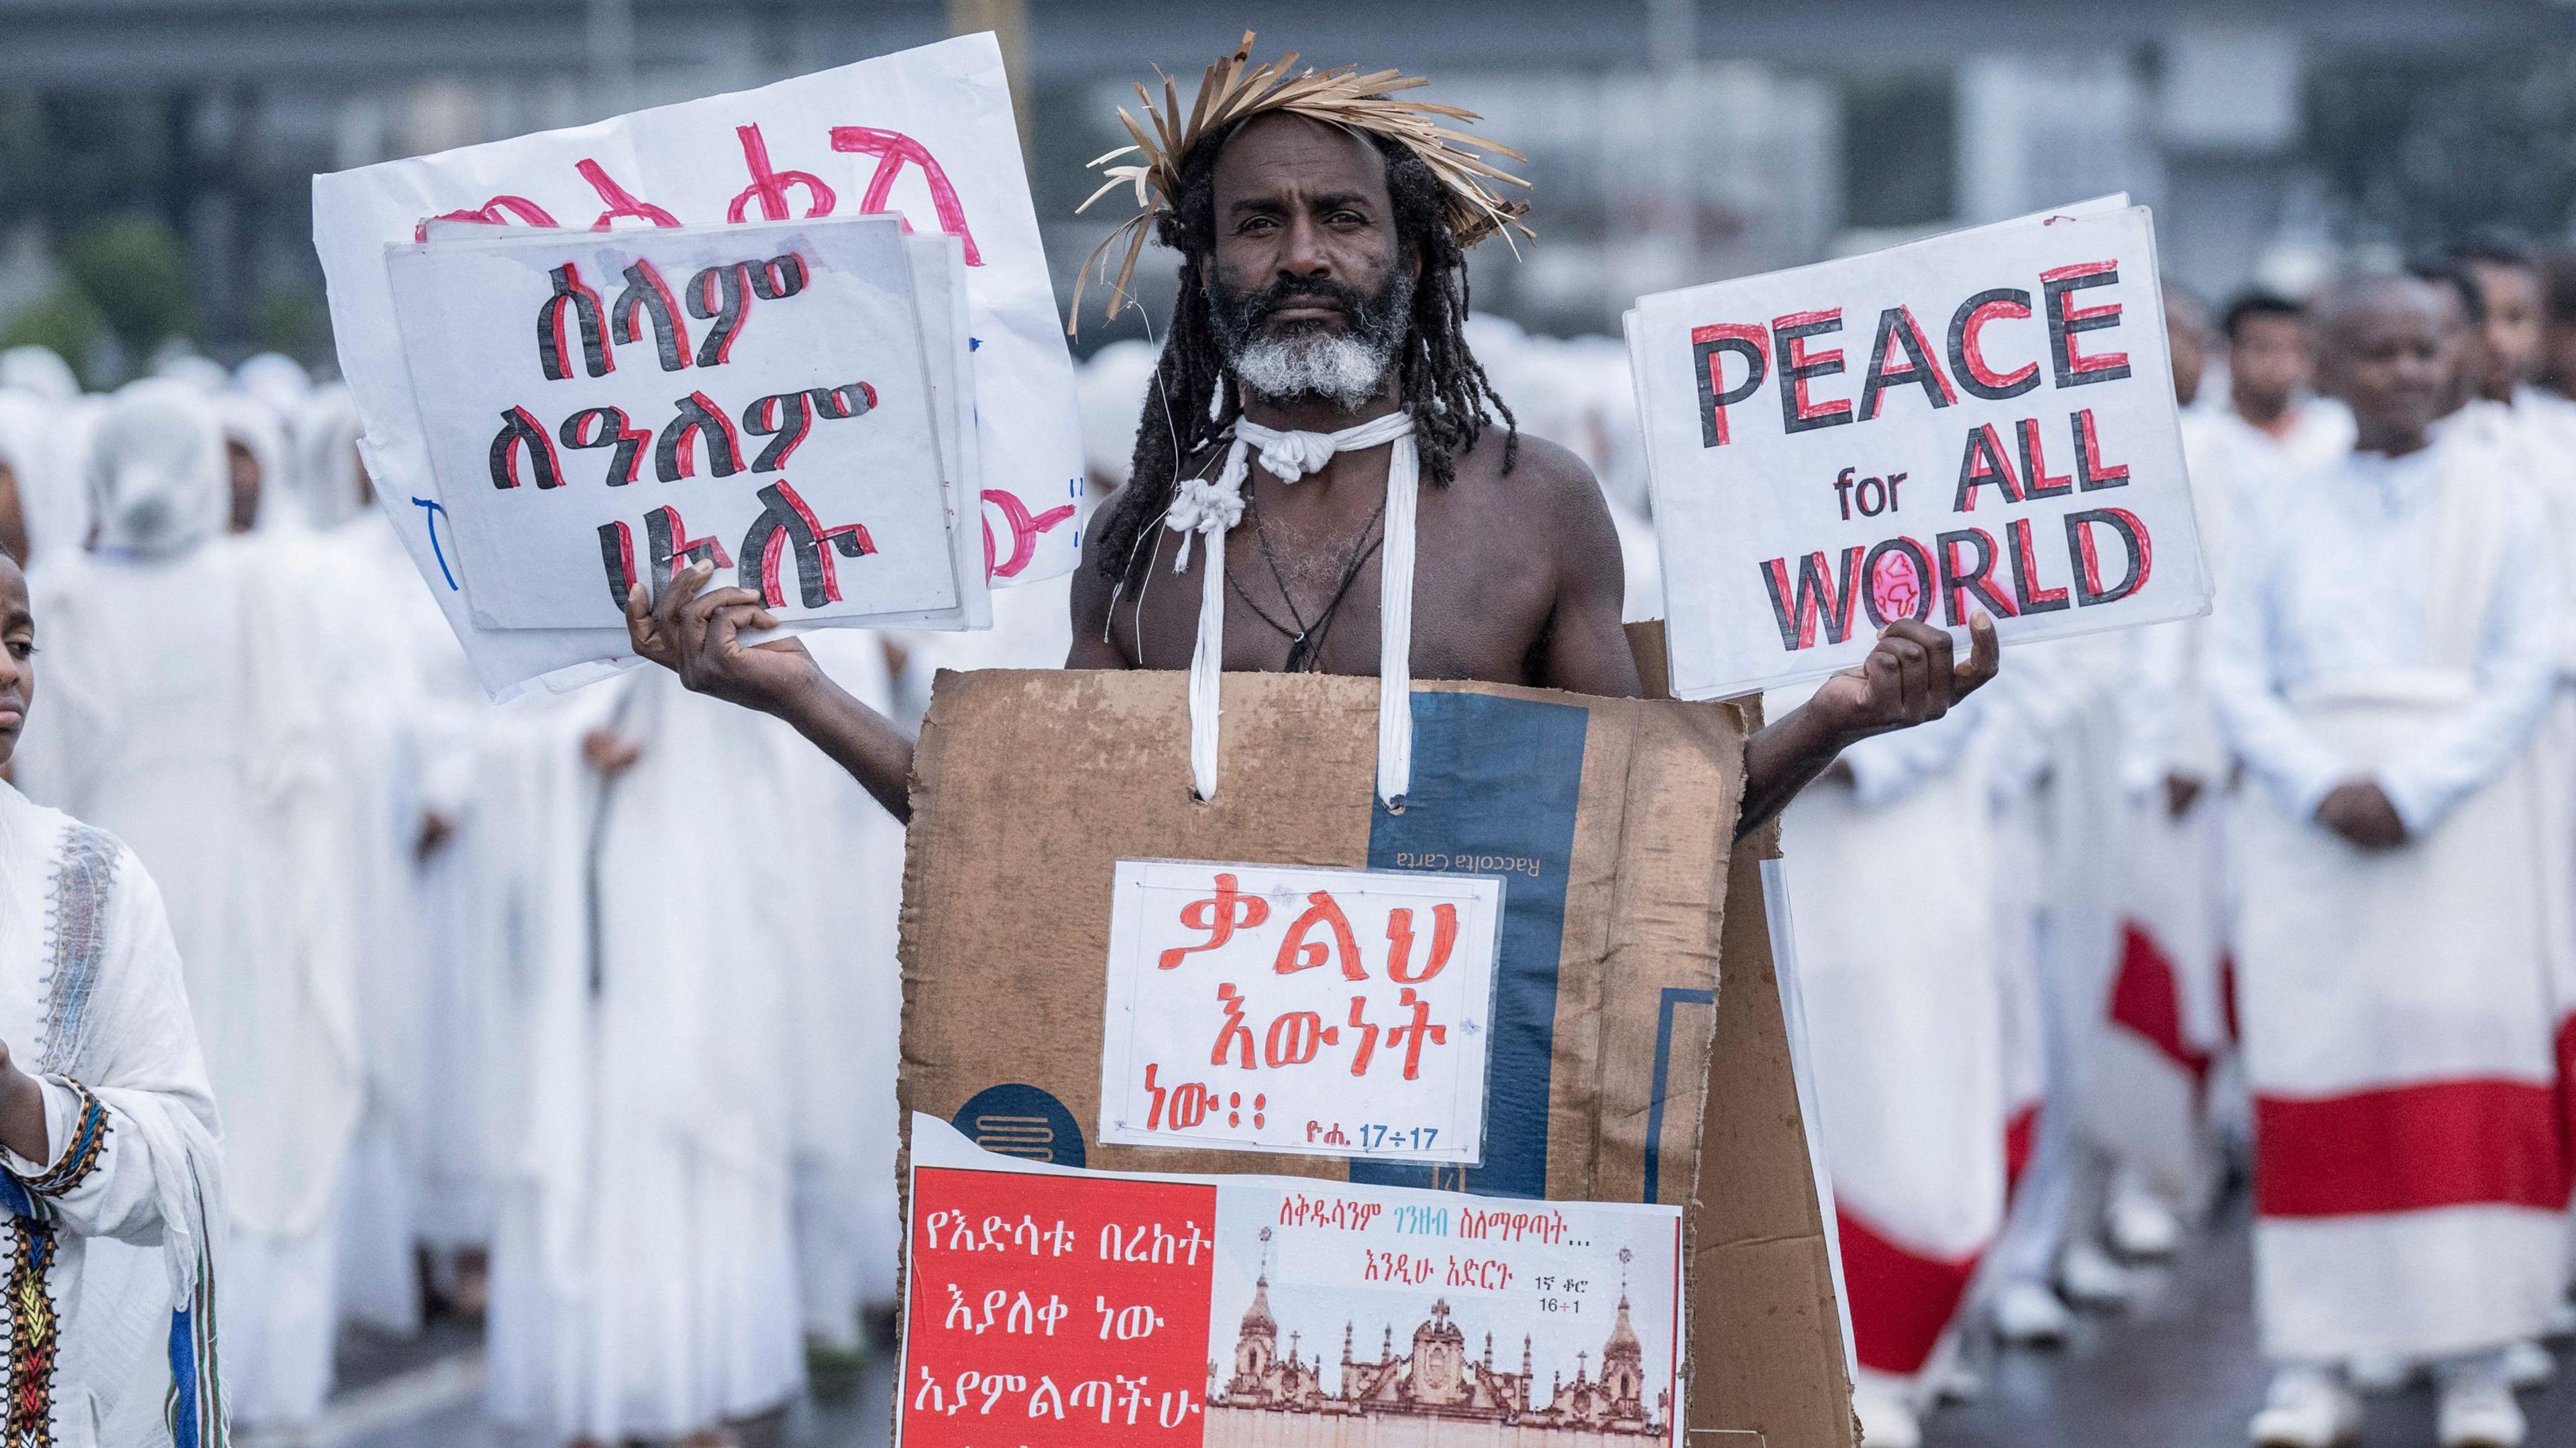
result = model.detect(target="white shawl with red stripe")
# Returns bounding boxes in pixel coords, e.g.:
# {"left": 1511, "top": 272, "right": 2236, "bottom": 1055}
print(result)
{"left": 2215, "top": 433, "right": 2575, "bottom": 1362}
{"left": 1775, "top": 697, "right": 2004, "bottom": 1383}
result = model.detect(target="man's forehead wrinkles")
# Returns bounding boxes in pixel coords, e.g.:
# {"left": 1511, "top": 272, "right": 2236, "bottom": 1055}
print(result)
{"left": 1225, "top": 188, "right": 1375, "bottom": 214}
{"left": 1216, "top": 122, "right": 1389, "bottom": 198}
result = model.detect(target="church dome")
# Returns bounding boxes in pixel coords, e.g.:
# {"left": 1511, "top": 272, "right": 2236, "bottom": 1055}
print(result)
{"left": 1242, "top": 1274, "right": 1277, "bottom": 1337}
{"left": 1604, "top": 1294, "right": 1643, "bottom": 1363}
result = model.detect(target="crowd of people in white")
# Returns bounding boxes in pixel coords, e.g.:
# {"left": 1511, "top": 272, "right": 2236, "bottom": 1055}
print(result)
{"left": 0, "top": 342, "right": 924, "bottom": 1445}
{"left": 0, "top": 238, "right": 2571, "bottom": 1448}
{"left": 1782, "top": 247, "right": 2576, "bottom": 1448}
{"left": 0, "top": 320, "right": 1655, "bottom": 1446}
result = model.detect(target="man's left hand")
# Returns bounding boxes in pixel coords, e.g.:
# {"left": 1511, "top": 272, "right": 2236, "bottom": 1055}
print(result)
{"left": 1807, "top": 615, "right": 2002, "bottom": 745}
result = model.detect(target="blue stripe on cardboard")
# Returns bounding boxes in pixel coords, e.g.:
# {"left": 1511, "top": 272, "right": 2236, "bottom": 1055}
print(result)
{"left": 1352, "top": 691, "right": 1587, "bottom": 1199}
{"left": 1644, "top": 987, "right": 1717, "bottom": 1202}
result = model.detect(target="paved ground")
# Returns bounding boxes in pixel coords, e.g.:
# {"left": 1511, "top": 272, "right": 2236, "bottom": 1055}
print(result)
{"left": 316, "top": 1202, "right": 2575, "bottom": 1448}
{"left": 329, "top": 1370, "right": 896, "bottom": 1448}
{"left": 1926, "top": 1203, "right": 2576, "bottom": 1448}
{"left": 288, "top": 1323, "right": 895, "bottom": 1448}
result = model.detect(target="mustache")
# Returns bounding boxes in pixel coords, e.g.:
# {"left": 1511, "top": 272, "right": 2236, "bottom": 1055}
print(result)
{"left": 1241, "top": 275, "right": 1371, "bottom": 323}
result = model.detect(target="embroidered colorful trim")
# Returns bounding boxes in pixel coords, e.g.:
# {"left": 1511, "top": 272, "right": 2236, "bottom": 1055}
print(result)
{"left": 38, "top": 826, "right": 119, "bottom": 1076}
{"left": 164, "top": 1170, "right": 224, "bottom": 1448}
{"left": 17, "top": 1082, "right": 105, "bottom": 1201}
{"left": 3, "top": 1217, "right": 58, "bottom": 1448}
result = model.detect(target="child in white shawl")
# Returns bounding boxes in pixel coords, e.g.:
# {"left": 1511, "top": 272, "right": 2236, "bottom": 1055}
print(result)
{"left": 0, "top": 537, "right": 227, "bottom": 1445}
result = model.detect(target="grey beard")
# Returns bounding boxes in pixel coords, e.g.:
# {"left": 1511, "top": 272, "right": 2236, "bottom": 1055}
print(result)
{"left": 1213, "top": 272, "right": 1417, "bottom": 410}
{"left": 1228, "top": 328, "right": 1397, "bottom": 409}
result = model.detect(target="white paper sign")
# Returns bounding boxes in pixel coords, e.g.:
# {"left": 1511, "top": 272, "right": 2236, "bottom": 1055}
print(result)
{"left": 1627, "top": 204, "right": 2210, "bottom": 701}
{"left": 386, "top": 217, "right": 958, "bottom": 629}
{"left": 313, "top": 34, "right": 1082, "bottom": 695}
{"left": 1099, "top": 860, "right": 1505, "bottom": 1164}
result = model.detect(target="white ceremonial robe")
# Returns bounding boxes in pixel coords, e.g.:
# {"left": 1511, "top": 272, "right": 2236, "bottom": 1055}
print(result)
{"left": 356, "top": 511, "right": 511, "bottom": 1262}
{"left": 0, "top": 783, "right": 225, "bottom": 1448}
{"left": 1777, "top": 699, "right": 2004, "bottom": 1390}
{"left": 2218, "top": 396, "right": 2357, "bottom": 480}
{"left": 784, "top": 633, "right": 906, "bottom": 1343}
{"left": 2099, "top": 408, "right": 2243, "bottom": 1200}
{"left": 1982, "top": 636, "right": 2124, "bottom": 1288}
{"left": 1992, "top": 766, "right": 2047, "bottom": 1201}
{"left": 2453, "top": 391, "right": 2576, "bottom": 1288}
{"left": 1978, "top": 657, "right": 2078, "bottom": 1215}
{"left": 15, "top": 539, "right": 360, "bottom": 1427}
{"left": 295, "top": 512, "right": 451, "bottom": 1339}
{"left": 2211, "top": 435, "right": 2574, "bottom": 1363}
{"left": 0, "top": 392, "right": 97, "bottom": 568}
{"left": 485, "top": 671, "right": 805, "bottom": 1442}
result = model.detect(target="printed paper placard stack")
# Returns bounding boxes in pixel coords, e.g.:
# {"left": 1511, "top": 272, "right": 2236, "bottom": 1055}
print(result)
{"left": 313, "top": 33, "right": 1085, "bottom": 698}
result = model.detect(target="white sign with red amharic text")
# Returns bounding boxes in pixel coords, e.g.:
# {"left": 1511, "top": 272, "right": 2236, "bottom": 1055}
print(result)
{"left": 315, "top": 33, "right": 1081, "bottom": 695}
{"left": 1098, "top": 860, "right": 1505, "bottom": 1164}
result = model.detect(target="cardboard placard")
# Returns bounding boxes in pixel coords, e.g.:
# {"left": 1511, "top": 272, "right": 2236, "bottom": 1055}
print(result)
{"left": 899, "top": 670, "right": 1741, "bottom": 1206}
{"left": 898, "top": 1114, "right": 1685, "bottom": 1447}
{"left": 385, "top": 217, "right": 961, "bottom": 630}
{"left": 897, "top": 636, "right": 1857, "bottom": 1448}
{"left": 1627, "top": 203, "right": 2209, "bottom": 701}
{"left": 1099, "top": 860, "right": 1505, "bottom": 1164}
{"left": 314, "top": 33, "right": 1080, "bottom": 695}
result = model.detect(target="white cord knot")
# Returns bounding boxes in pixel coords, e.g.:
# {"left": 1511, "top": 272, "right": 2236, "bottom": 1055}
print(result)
{"left": 1165, "top": 474, "right": 1246, "bottom": 567}
{"left": 1248, "top": 425, "right": 1343, "bottom": 484}
{"left": 1163, "top": 412, "right": 1417, "bottom": 573}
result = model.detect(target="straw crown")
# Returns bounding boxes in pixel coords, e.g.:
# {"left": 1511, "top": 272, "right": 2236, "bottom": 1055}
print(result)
{"left": 1068, "top": 30, "right": 1532, "bottom": 334}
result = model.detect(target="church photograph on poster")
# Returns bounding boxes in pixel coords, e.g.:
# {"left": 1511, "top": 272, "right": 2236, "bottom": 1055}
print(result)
{"left": 1202, "top": 1201, "right": 1680, "bottom": 1447}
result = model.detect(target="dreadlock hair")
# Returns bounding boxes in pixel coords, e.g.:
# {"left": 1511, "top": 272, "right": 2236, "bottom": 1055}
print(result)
{"left": 1093, "top": 119, "right": 1517, "bottom": 587}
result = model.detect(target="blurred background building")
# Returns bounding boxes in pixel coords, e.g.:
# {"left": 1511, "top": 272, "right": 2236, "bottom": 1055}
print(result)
{"left": 3, "top": 0, "right": 2575, "bottom": 378}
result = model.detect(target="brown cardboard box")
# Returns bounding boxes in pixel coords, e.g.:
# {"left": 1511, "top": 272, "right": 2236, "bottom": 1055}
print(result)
{"left": 896, "top": 653, "right": 1851, "bottom": 1445}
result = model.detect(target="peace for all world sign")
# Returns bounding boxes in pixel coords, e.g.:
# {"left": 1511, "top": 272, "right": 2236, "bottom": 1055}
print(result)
{"left": 1627, "top": 203, "right": 2210, "bottom": 701}
{"left": 387, "top": 216, "right": 958, "bottom": 630}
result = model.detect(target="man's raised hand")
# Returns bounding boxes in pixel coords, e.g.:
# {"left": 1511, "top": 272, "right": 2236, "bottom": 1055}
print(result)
{"left": 1806, "top": 614, "right": 2002, "bottom": 744}
{"left": 623, "top": 559, "right": 820, "bottom": 716}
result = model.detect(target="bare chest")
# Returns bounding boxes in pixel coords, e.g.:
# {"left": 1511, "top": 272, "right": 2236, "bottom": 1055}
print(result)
{"left": 1106, "top": 496, "right": 1558, "bottom": 683}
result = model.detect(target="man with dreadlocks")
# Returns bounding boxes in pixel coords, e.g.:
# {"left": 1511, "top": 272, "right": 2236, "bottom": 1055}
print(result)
{"left": 626, "top": 36, "right": 1997, "bottom": 840}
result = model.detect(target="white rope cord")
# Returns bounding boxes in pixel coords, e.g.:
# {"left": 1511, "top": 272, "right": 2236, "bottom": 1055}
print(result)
{"left": 1168, "top": 410, "right": 1419, "bottom": 805}
{"left": 1375, "top": 428, "right": 1419, "bottom": 807}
